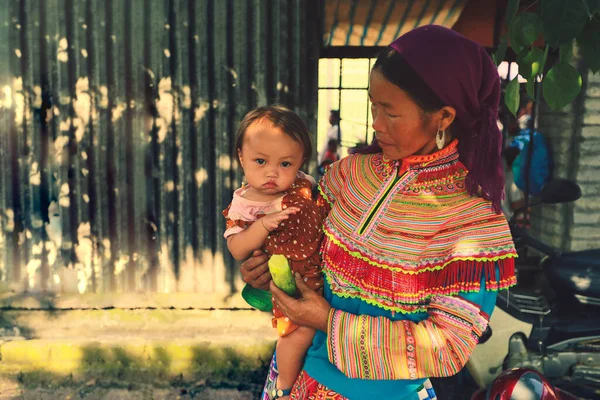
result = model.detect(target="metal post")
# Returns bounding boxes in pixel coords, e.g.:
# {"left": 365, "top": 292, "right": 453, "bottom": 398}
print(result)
{"left": 523, "top": 79, "right": 541, "bottom": 225}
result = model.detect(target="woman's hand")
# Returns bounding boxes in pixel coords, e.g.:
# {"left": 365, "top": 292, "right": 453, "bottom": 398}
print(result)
{"left": 240, "top": 250, "right": 271, "bottom": 291}
{"left": 271, "top": 273, "right": 332, "bottom": 332}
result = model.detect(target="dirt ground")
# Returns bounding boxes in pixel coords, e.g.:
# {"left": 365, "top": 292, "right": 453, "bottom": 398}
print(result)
{"left": 0, "top": 378, "right": 258, "bottom": 400}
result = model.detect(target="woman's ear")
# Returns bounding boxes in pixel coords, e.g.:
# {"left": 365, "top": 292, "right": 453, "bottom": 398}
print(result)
{"left": 438, "top": 106, "right": 456, "bottom": 132}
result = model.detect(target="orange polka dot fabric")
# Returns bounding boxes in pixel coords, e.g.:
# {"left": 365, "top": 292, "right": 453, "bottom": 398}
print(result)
{"left": 262, "top": 178, "right": 326, "bottom": 336}
{"left": 223, "top": 177, "right": 326, "bottom": 337}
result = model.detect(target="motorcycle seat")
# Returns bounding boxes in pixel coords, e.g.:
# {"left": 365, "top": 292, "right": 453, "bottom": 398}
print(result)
{"left": 545, "top": 249, "right": 600, "bottom": 300}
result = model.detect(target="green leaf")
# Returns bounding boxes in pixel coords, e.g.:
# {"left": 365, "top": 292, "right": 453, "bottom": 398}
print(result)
{"left": 510, "top": 12, "right": 543, "bottom": 54}
{"left": 505, "top": 0, "right": 520, "bottom": 28}
{"left": 559, "top": 41, "right": 574, "bottom": 63}
{"left": 543, "top": 61, "right": 583, "bottom": 110}
{"left": 509, "top": 35, "right": 524, "bottom": 55}
{"left": 494, "top": 37, "right": 509, "bottom": 66}
{"left": 517, "top": 47, "right": 545, "bottom": 79}
{"left": 505, "top": 77, "right": 521, "bottom": 117}
{"left": 577, "top": 18, "right": 600, "bottom": 73}
{"left": 541, "top": 0, "right": 588, "bottom": 47}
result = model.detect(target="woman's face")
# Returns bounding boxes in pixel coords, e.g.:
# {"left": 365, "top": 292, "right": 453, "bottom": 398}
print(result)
{"left": 369, "top": 69, "right": 439, "bottom": 160}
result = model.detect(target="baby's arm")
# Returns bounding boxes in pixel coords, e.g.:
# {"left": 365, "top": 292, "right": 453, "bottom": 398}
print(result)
{"left": 227, "top": 207, "right": 299, "bottom": 261}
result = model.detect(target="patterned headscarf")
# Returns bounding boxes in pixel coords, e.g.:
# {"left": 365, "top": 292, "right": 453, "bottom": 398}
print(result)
{"left": 388, "top": 25, "right": 504, "bottom": 212}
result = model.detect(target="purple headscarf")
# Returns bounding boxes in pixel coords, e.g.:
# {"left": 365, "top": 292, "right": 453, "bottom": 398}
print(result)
{"left": 363, "top": 25, "right": 504, "bottom": 212}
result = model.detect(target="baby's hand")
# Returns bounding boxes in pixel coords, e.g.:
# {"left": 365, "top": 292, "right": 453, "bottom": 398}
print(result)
{"left": 260, "top": 207, "right": 300, "bottom": 232}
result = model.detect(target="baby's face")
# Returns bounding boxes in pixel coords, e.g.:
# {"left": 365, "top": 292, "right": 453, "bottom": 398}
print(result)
{"left": 239, "top": 120, "right": 304, "bottom": 196}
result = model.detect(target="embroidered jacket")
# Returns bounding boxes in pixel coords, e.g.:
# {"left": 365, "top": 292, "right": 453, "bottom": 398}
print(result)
{"left": 303, "top": 140, "right": 517, "bottom": 390}
{"left": 319, "top": 140, "right": 516, "bottom": 314}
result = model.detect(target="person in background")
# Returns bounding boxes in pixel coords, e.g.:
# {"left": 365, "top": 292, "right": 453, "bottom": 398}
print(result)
{"left": 502, "top": 146, "right": 525, "bottom": 221}
{"left": 318, "top": 139, "right": 339, "bottom": 175}
{"left": 318, "top": 110, "right": 341, "bottom": 162}
{"left": 501, "top": 95, "right": 547, "bottom": 227}
{"left": 508, "top": 96, "right": 551, "bottom": 197}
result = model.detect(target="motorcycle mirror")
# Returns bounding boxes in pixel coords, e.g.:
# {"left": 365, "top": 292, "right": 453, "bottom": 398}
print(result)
{"left": 540, "top": 179, "right": 582, "bottom": 204}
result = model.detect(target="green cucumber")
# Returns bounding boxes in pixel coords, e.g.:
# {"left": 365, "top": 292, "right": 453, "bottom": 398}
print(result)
{"left": 268, "top": 255, "right": 297, "bottom": 296}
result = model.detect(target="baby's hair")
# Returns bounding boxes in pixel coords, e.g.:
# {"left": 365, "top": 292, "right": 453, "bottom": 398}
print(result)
{"left": 234, "top": 105, "right": 312, "bottom": 164}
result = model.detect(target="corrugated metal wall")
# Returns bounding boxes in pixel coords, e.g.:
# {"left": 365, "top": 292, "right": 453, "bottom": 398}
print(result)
{"left": 0, "top": 0, "right": 321, "bottom": 294}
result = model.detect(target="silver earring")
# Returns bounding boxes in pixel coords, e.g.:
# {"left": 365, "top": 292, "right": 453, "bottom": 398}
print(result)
{"left": 436, "top": 128, "right": 445, "bottom": 150}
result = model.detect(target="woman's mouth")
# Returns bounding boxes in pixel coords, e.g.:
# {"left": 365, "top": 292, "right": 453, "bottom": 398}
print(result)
{"left": 375, "top": 135, "right": 392, "bottom": 147}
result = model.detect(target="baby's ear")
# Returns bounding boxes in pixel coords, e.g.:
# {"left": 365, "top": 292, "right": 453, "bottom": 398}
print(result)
{"left": 237, "top": 149, "right": 243, "bottom": 164}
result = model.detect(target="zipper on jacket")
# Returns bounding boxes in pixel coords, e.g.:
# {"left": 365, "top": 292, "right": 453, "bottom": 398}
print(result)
{"left": 358, "top": 170, "right": 407, "bottom": 235}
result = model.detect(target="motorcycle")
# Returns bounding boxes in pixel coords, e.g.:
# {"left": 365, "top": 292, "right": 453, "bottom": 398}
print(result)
{"left": 466, "top": 179, "right": 600, "bottom": 399}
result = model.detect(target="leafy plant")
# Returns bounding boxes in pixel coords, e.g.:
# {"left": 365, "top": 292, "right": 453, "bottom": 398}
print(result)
{"left": 497, "top": 0, "right": 600, "bottom": 114}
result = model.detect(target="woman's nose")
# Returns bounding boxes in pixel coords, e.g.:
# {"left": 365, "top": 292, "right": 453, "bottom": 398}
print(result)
{"left": 371, "top": 109, "right": 385, "bottom": 132}
{"left": 372, "top": 116, "right": 385, "bottom": 133}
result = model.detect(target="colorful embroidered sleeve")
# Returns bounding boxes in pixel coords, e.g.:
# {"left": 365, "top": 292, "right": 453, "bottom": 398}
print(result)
{"left": 327, "top": 292, "right": 493, "bottom": 380}
{"left": 318, "top": 157, "right": 348, "bottom": 207}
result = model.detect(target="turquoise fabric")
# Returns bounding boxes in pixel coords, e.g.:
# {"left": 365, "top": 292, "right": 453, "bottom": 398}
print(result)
{"left": 302, "top": 274, "right": 498, "bottom": 400}
{"left": 510, "top": 128, "right": 551, "bottom": 196}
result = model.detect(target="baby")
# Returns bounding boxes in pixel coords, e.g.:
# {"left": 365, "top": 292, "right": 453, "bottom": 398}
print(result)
{"left": 223, "top": 105, "right": 325, "bottom": 399}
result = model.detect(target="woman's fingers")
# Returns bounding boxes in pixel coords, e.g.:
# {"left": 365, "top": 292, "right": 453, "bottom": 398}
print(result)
{"left": 270, "top": 277, "right": 331, "bottom": 332}
{"left": 294, "top": 273, "right": 315, "bottom": 297}
{"left": 240, "top": 253, "right": 270, "bottom": 290}
{"left": 254, "top": 269, "right": 272, "bottom": 289}
{"left": 241, "top": 252, "right": 269, "bottom": 272}
{"left": 270, "top": 281, "right": 295, "bottom": 314}
{"left": 270, "top": 280, "right": 288, "bottom": 302}
{"left": 242, "top": 261, "right": 268, "bottom": 283}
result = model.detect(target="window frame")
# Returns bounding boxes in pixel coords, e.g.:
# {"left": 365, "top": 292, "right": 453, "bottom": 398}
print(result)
{"left": 318, "top": 47, "right": 384, "bottom": 153}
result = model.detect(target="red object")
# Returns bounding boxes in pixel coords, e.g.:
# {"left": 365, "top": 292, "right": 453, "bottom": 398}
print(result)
{"left": 470, "top": 368, "right": 579, "bottom": 400}
{"left": 320, "top": 149, "right": 339, "bottom": 168}
{"left": 290, "top": 370, "right": 348, "bottom": 399}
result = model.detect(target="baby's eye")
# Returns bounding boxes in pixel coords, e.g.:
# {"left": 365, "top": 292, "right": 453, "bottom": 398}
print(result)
{"left": 281, "top": 161, "right": 292, "bottom": 167}
{"left": 255, "top": 159, "right": 266, "bottom": 165}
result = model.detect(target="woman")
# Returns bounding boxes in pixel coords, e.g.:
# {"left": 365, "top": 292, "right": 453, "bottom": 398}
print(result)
{"left": 240, "top": 25, "right": 517, "bottom": 400}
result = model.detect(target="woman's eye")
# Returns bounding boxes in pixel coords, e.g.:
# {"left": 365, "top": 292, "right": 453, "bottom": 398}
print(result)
{"left": 281, "top": 161, "right": 291, "bottom": 167}
{"left": 255, "top": 159, "right": 266, "bottom": 165}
